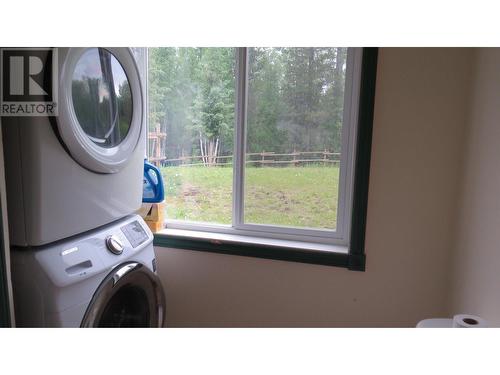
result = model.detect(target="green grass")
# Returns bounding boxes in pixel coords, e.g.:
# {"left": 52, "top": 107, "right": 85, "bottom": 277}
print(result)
{"left": 161, "top": 165, "right": 339, "bottom": 229}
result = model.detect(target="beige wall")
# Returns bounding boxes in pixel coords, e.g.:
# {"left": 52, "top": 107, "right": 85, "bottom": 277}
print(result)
{"left": 155, "top": 48, "right": 474, "bottom": 327}
{"left": 450, "top": 49, "right": 500, "bottom": 326}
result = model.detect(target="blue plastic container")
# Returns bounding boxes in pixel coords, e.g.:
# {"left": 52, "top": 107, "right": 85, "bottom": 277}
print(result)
{"left": 142, "top": 159, "right": 165, "bottom": 203}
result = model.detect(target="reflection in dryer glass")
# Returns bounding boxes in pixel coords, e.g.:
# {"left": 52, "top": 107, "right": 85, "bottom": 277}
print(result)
{"left": 72, "top": 48, "right": 133, "bottom": 148}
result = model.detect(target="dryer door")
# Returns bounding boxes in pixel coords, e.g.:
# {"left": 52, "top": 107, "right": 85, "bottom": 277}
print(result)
{"left": 57, "top": 47, "right": 143, "bottom": 173}
{"left": 81, "top": 262, "right": 165, "bottom": 328}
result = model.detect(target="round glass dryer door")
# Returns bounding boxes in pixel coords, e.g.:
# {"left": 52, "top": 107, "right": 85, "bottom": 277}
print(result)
{"left": 72, "top": 48, "right": 132, "bottom": 148}
{"left": 58, "top": 48, "right": 143, "bottom": 173}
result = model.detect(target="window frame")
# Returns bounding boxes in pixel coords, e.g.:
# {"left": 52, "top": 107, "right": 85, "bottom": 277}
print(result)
{"left": 161, "top": 47, "right": 360, "bottom": 244}
{"left": 152, "top": 47, "right": 378, "bottom": 271}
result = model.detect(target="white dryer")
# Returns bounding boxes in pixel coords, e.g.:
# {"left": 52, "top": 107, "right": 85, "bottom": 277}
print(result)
{"left": 2, "top": 47, "right": 145, "bottom": 247}
{"left": 10, "top": 215, "right": 165, "bottom": 327}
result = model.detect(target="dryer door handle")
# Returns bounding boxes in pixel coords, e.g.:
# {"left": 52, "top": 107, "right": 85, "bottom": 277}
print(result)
{"left": 111, "top": 262, "right": 139, "bottom": 285}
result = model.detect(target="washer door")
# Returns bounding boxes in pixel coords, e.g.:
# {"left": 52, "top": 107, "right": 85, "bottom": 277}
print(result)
{"left": 58, "top": 47, "right": 143, "bottom": 173}
{"left": 81, "top": 262, "right": 166, "bottom": 328}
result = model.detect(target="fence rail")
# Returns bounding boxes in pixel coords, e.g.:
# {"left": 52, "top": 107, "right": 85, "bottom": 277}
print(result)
{"left": 156, "top": 150, "right": 341, "bottom": 167}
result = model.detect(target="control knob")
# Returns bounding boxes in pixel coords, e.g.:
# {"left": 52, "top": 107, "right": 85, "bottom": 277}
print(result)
{"left": 105, "top": 235, "right": 124, "bottom": 255}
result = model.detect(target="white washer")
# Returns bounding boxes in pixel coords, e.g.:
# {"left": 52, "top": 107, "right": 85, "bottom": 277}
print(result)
{"left": 10, "top": 214, "right": 166, "bottom": 327}
{"left": 2, "top": 47, "right": 145, "bottom": 246}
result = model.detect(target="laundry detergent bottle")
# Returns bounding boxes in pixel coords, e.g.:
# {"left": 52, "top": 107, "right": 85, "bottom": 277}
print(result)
{"left": 142, "top": 159, "right": 165, "bottom": 203}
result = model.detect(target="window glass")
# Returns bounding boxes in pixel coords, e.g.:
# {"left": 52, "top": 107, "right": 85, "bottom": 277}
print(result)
{"left": 148, "top": 48, "right": 236, "bottom": 224}
{"left": 244, "top": 48, "right": 348, "bottom": 230}
{"left": 72, "top": 48, "right": 132, "bottom": 148}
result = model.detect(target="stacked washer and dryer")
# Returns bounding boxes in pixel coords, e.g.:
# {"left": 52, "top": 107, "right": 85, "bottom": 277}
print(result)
{"left": 2, "top": 48, "right": 166, "bottom": 327}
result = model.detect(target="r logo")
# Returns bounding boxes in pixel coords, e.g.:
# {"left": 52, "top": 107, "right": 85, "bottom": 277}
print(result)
{"left": 2, "top": 49, "right": 54, "bottom": 102}
{"left": 1, "top": 48, "right": 58, "bottom": 116}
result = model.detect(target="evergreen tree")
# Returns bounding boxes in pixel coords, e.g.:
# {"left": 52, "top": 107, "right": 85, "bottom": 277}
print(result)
{"left": 147, "top": 47, "right": 347, "bottom": 161}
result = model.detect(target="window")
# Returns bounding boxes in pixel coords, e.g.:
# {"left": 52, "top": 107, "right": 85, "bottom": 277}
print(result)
{"left": 148, "top": 47, "right": 378, "bottom": 271}
{"left": 241, "top": 48, "right": 357, "bottom": 243}
{"left": 148, "top": 48, "right": 235, "bottom": 225}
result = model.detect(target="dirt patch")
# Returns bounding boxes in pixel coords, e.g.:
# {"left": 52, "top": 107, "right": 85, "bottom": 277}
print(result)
{"left": 182, "top": 183, "right": 200, "bottom": 197}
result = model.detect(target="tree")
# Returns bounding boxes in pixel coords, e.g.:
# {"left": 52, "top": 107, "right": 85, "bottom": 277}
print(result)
{"left": 189, "top": 48, "right": 235, "bottom": 165}
{"left": 147, "top": 47, "right": 348, "bottom": 162}
{"left": 191, "top": 84, "right": 233, "bottom": 165}
{"left": 246, "top": 48, "right": 287, "bottom": 153}
{"left": 320, "top": 48, "right": 347, "bottom": 152}
{"left": 279, "top": 47, "right": 335, "bottom": 151}
{"left": 148, "top": 48, "right": 235, "bottom": 163}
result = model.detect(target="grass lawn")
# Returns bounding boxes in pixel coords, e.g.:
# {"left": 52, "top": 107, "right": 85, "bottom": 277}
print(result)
{"left": 161, "top": 165, "right": 339, "bottom": 229}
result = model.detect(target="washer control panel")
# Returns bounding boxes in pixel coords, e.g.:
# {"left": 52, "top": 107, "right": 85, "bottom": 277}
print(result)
{"left": 120, "top": 220, "right": 149, "bottom": 248}
{"left": 105, "top": 235, "right": 124, "bottom": 255}
{"left": 25, "top": 215, "right": 154, "bottom": 288}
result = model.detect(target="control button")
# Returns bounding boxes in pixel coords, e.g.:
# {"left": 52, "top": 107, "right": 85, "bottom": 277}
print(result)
{"left": 105, "top": 235, "right": 124, "bottom": 255}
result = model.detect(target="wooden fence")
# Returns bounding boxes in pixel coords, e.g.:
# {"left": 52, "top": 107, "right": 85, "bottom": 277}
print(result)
{"left": 156, "top": 150, "right": 341, "bottom": 167}
{"left": 148, "top": 125, "right": 167, "bottom": 165}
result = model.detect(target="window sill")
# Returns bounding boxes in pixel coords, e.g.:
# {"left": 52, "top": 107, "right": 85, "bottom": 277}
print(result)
{"left": 153, "top": 228, "right": 363, "bottom": 270}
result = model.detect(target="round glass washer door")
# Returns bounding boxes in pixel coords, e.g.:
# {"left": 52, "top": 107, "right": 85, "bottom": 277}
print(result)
{"left": 58, "top": 48, "right": 143, "bottom": 173}
{"left": 80, "top": 262, "right": 166, "bottom": 328}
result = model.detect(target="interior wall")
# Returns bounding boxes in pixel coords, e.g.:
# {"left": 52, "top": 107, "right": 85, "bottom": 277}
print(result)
{"left": 450, "top": 48, "right": 500, "bottom": 326}
{"left": 155, "top": 48, "right": 474, "bottom": 327}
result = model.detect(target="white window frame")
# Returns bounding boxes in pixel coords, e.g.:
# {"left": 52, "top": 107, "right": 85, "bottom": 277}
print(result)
{"left": 158, "top": 47, "right": 363, "bottom": 247}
